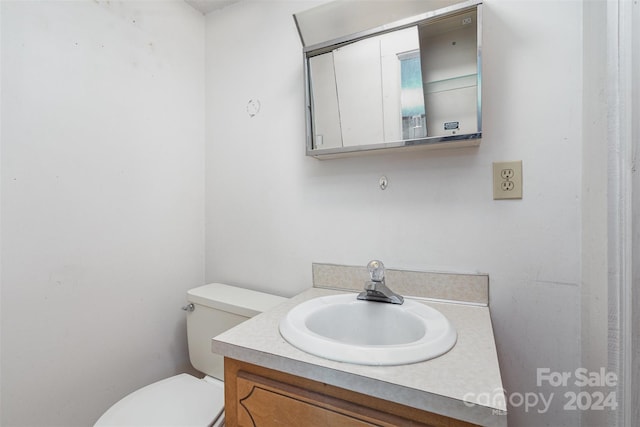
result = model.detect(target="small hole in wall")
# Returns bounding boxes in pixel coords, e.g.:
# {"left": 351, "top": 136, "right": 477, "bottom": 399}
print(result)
{"left": 246, "top": 99, "right": 261, "bottom": 117}
{"left": 379, "top": 176, "right": 388, "bottom": 190}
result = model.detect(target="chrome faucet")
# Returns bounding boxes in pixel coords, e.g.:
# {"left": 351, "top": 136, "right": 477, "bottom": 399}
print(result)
{"left": 357, "top": 260, "right": 404, "bottom": 304}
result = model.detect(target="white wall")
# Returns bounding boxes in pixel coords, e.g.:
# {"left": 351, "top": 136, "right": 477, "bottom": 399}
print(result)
{"left": 581, "top": 1, "right": 608, "bottom": 425}
{"left": 0, "top": 1, "right": 205, "bottom": 425}
{"left": 205, "top": 1, "right": 582, "bottom": 426}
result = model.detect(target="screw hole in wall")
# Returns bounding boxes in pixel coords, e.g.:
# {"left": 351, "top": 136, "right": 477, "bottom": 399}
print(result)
{"left": 379, "top": 176, "right": 388, "bottom": 190}
{"left": 247, "top": 99, "right": 261, "bottom": 117}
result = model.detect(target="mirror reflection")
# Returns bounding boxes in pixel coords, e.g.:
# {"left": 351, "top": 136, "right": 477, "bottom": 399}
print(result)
{"left": 305, "top": 5, "right": 481, "bottom": 157}
{"left": 399, "top": 50, "right": 426, "bottom": 140}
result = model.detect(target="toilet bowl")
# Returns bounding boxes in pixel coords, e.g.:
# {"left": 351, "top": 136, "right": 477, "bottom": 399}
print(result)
{"left": 95, "top": 374, "right": 225, "bottom": 426}
{"left": 94, "top": 283, "right": 286, "bottom": 426}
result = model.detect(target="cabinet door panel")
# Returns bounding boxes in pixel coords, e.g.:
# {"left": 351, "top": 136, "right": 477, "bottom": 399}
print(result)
{"left": 236, "top": 372, "right": 398, "bottom": 426}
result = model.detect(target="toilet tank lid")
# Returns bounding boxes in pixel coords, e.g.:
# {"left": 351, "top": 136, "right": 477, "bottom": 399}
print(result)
{"left": 187, "top": 283, "right": 287, "bottom": 317}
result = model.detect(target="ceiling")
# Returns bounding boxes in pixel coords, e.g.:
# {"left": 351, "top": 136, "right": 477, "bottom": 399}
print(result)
{"left": 184, "top": 0, "right": 239, "bottom": 14}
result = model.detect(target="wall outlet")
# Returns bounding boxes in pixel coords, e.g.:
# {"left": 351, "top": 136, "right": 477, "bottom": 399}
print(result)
{"left": 493, "top": 161, "right": 522, "bottom": 199}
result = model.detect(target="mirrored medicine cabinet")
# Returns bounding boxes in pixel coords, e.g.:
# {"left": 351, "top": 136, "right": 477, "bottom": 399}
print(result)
{"left": 294, "top": 0, "right": 483, "bottom": 159}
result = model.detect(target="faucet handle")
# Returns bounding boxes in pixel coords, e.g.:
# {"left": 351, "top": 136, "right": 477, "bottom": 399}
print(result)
{"left": 367, "top": 260, "right": 385, "bottom": 282}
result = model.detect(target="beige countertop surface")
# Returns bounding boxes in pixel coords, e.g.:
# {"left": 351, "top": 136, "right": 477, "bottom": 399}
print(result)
{"left": 212, "top": 287, "right": 507, "bottom": 427}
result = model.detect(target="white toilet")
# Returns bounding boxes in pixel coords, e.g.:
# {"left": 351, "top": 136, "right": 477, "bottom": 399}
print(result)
{"left": 94, "top": 283, "right": 286, "bottom": 426}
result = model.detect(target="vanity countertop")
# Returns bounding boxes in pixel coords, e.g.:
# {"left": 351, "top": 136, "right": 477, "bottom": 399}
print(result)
{"left": 211, "top": 287, "right": 507, "bottom": 427}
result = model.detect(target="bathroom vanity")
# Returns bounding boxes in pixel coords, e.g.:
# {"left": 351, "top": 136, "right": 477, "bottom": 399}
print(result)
{"left": 212, "top": 279, "right": 506, "bottom": 427}
{"left": 224, "top": 357, "right": 478, "bottom": 426}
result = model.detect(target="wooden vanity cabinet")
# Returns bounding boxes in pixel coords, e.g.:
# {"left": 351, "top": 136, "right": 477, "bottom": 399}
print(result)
{"left": 224, "top": 358, "right": 479, "bottom": 427}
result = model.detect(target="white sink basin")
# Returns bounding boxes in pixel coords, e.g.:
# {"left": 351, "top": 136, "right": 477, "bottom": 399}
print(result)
{"left": 279, "top": 294, "right": 457, "bottom": 366}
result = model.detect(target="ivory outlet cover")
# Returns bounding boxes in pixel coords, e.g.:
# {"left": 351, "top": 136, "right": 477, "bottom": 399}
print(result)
{"left": 493, "top": 161, "right": 523, "bottom": 200}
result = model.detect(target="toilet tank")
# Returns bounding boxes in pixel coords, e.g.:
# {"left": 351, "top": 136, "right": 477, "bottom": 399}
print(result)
{"left": 186, "top": 283, "right": 286, "bottom": 380}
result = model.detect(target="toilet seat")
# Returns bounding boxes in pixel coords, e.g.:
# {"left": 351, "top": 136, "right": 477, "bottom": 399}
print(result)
{"left": 94, "top": 374, "right": 225, "bottom": 426}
